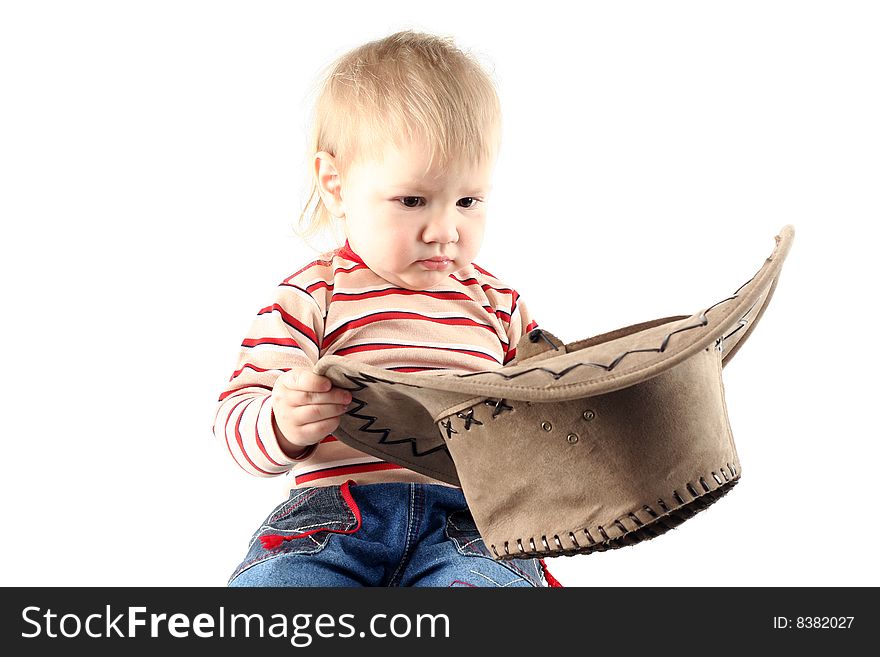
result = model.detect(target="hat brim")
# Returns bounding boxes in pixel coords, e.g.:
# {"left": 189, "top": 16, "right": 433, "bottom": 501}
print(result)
{"left": 315, "top": 225, "right": 794, "bottom": 483}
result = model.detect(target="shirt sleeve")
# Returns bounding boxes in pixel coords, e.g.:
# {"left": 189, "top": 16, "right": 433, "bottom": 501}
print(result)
{"left": 502, "top": 289, "right": 539, "bottom": 365}
{"left": 212, "top": 280, "right": 325, "bottom": 477}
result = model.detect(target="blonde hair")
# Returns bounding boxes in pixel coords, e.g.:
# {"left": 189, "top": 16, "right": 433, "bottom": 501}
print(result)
{"left": 297, "top": 30, "right": 502, "bottom": 244}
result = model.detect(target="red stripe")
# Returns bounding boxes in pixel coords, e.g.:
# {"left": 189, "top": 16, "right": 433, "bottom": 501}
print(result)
{"left": 453, "top": 275, "right": 480, "bottom": 287}
{"left": 305, "top": 280, "right": 333, "bottom": 294}
{"left": 219, "top": 384, "right": 271, "bottom": 402}
{"left": 241, "top": 337, "right": 302, "bottom": 349}
{"left": 460, "top": 275, "right": 504, "bottom": 291}
{"left": 253, "top": 396, "right": 286, "bottom": 468}
{"left": 325, "top": 312, "right": 495, "bottom": 344}
{"left": 481, "top": 282, "right": 513, "bottom": 295}
{"left": 525, "top": 320, "right": 539, "bottom": 333}
{"left": 450, "top": 275, "right": 514, "bottom": 297}
{"left": 285, "top": 258, "right": 332, "bottom": 281}
{"left": 221, "top": 397, "right": 251, "bottom": 472}
{"left": 333, "top": 342, "right": 499, "bottom": 362}
{"left": 233, "top": 397, "right": 276, "bottom": 476}
{"left": 230, "top": 363, "right": 289, "bottom": 379}
{"left": 222, "top": 397, "right": 273, "bottom": 476}
{"left": 453, "top": 273, "right": 504, "bottom": 291}
{"left": 294, "top": 462, "right": 402, "bottom": 485}
{"left": 257, "top": 303, "right": 319, "bottom": 347}
{"left": 277, "top": 281, "right": 313, "bottom": 296}
{"left": 331, "top": 288, "right": 474, "bottom": 303}
{"left": 334, "top": 262, "right": 371, "bottom": 276}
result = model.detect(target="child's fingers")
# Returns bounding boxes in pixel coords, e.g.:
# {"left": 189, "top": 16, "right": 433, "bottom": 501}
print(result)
{"left": 280, "top": 387, "right": 352, "bottom": 407}
{"left": 274, "top": 370, "right": 352, "bottom": 407}
{"left": 272, "top": 388, "right": 349, "bottom": 444}
{"left": 287, "top": 416, "right": 342, "bottom": 444}
{"left": 289, "top": 402, "right": 350, "bottom": 426}
{"left": 278, "top": 368, "right": 332, "bottom": 393}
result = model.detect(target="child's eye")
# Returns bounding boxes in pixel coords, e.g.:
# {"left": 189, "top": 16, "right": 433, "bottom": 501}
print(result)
{"left": 399, "top": 196, "right": 424, "bottom": 208}
{"left": 457, "top": 197, "right": 481, "bottom": 209}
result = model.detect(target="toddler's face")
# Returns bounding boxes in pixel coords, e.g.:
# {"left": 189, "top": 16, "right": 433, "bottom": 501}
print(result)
{"left": 334, "top": 139, "right": 494, "bottom": 290}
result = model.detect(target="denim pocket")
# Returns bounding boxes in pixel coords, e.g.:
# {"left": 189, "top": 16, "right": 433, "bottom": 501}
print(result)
{"left": 445, "top": 508, "right": 547, "bottom": 587}
{"left": 229, "top": 481, "right": 361, "bottom": 583}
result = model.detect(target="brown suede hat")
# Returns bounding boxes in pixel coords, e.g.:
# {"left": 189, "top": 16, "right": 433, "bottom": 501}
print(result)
{"left": 314, "top": 225, "right": 795, "bottom": 560}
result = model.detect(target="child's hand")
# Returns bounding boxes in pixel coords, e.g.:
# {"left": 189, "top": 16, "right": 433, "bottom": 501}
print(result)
{"left": 270, "top": 367, "right": 353, "bottom": 458}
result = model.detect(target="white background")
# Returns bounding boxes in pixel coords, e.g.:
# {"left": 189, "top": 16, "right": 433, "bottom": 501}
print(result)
{"left": 1, "top": 0, "right": 878, "bottom": 587}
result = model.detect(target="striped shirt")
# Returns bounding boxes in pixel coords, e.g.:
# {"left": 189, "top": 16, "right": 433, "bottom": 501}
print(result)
{"left": 213, "top": 241, "right": 538, "bottom": 490}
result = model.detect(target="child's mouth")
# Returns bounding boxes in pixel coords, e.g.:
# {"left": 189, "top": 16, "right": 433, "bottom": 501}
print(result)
{"left": 417, "top": 257, "right": 452, "bottom": 271}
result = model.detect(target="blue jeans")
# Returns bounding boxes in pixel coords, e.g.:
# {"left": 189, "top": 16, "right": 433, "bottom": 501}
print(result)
{"left": 227, "top": 481, "right": 548, "bottom": 587}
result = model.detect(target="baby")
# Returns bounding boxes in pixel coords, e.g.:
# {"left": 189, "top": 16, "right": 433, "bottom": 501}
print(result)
{"left": 215, "top": 30, "right": 558, "bottom": 587}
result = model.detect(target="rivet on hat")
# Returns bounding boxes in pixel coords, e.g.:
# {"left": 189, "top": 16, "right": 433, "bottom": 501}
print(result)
{"left": 541, "top": 421, "right": 552, "bottom": 432}
{"left": 583, "top": 409, "right": 596, "bottom": 421}
{"left": 567, "top": 433, "right": 579, "bottom": 444}
{"left": 528, "top": 328, "right": 560, "bottom": 351}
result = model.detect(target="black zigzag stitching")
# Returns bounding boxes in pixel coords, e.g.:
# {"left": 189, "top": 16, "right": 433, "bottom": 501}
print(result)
{"left": 339, "top": 373, "right": 450, "bottom": 459}
{"left": 450, "top": 288, "right": 751, "bottom": 382}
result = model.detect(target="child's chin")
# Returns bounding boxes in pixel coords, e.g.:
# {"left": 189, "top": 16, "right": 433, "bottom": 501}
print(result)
{"left": 395, "top": 271, "right": 447, "bottom": 291}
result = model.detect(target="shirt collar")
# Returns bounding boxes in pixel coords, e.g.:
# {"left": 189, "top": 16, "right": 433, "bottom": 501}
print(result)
{"left": 337, "top": 240, "right": 365, "bottom": 264}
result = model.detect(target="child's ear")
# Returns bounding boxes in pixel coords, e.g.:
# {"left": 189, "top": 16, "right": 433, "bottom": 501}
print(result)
{"left": 314, "top": 151, "right": 345, "bottom": 218}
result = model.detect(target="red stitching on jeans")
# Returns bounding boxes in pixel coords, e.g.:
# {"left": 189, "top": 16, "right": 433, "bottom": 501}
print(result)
{"left": 259, "top": 480, "right": 362, "bottom": 550}
{"left": 449, "top": 580, "right": 476, "bottom": 587}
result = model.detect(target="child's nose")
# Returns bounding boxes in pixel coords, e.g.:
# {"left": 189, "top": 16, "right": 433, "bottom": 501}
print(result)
{"left": 421, "top": 207, "right": 460, "bottom": 244}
